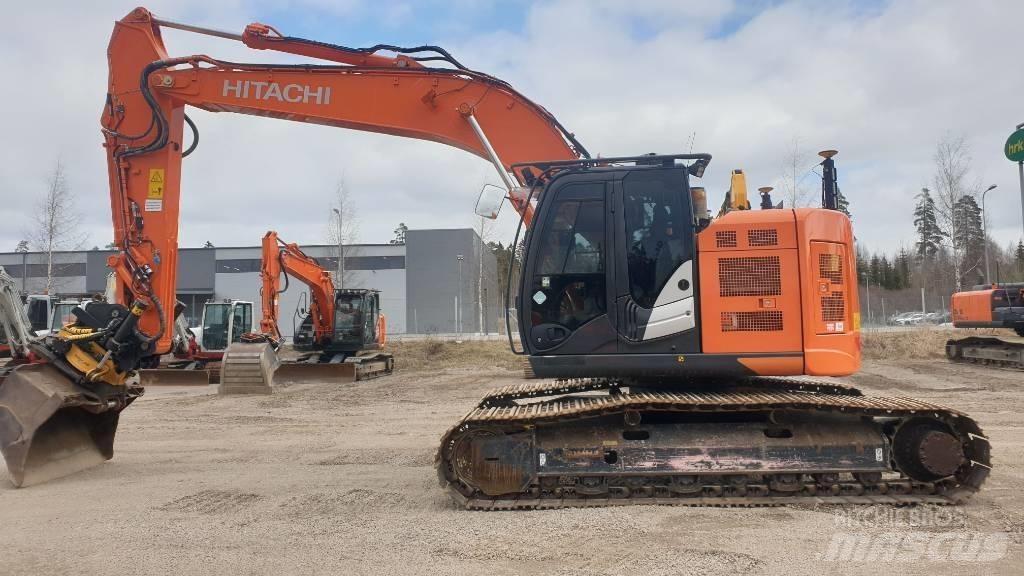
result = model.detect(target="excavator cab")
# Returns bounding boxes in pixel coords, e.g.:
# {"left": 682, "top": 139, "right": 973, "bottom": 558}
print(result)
{"left": 516, "top": 157, "right": 700, "bottom": 374}
{"left": 200, "top": 300, "right": 254, "bottom": 352}
{"left": 293, "top": 289, "right": 382, "bottom": 359}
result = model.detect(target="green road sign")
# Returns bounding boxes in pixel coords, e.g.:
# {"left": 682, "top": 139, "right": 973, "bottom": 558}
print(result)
{"left": 1006, "top": 128, "right": 1024, "bottom": 162}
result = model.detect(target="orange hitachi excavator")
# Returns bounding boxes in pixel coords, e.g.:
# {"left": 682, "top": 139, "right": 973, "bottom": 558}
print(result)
{"left": 947, "top": 283, "right": 1024, "bottom": 369}
{"left": 234, "top": 230, "right": 391, "bottom": 386}
{"left": 0, "top": 8, "right": 990, "bottom": 505}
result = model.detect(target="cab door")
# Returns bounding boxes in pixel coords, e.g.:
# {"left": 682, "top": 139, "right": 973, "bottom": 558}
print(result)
{"left": 520, "top": 173, "right": 617, "bottom": 355}
{"left": 227, "top": 302, "right": 252, "bottom": 344}
{"left": 613, "top": 167, "right": 700, "bottom": 353}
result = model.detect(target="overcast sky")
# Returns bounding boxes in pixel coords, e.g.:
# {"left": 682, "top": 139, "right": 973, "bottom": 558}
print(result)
{"left": 1, "top": 0, "right": 1022, "bottom": 254}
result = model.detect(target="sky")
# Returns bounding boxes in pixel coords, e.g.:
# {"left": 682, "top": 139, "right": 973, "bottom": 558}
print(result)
{"left": 1, "top": 0, "right": 1022, "bottom": 254}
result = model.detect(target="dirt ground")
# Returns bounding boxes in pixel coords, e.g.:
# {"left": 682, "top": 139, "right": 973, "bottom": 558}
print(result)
{"left": 2, "top": 351, "right": 1022, "bottom": 575}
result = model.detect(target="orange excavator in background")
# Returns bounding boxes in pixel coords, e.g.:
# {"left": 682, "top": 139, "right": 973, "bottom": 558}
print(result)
{"left": 226, "top": 231, "right": 392, "bottom": 387}
{"left": 947, "top": 283, "right": 1024, "bottom": 369}
{"left": 0, "top": 8, "right": 990, "bottom": 505}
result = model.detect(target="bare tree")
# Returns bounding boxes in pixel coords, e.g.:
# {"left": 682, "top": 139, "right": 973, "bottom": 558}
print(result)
{"left": 325, "top": 177, "right": 360, "bottom": 288}
{"left": 930, "top": 134, "right": 980, "bottom": 290}
{"left": 27, "top": 159, "right": 86, "bottom": 294}
{"left": 778, "top": 136, "right": 814, "bottom": 208}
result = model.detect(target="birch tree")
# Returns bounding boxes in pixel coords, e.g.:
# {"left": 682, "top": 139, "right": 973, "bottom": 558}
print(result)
{"left": 325, "top": 177, "right": 360, "bottom": 288}
{"left": 931, "top": 135, "right": 978, "bottom": 290}
{"left": 778, "top": 136, "right": 813, "bottom": 208}
{"left": 28, "top": 159, "right": 85, "bottom": 294}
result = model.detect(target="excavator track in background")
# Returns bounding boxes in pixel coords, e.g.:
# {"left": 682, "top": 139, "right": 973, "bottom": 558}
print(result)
{"left": 946, "top": 336, "right": 1024, "bottom": 370}
{"left": 436, "top": 378, "right": 990, "bottom": 510}
{"left": 274, "top": 352, "right": 394, "bottom": 384}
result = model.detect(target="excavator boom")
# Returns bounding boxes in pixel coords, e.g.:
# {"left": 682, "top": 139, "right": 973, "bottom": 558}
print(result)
{"left": 102, "top": 7, "right": 585, "bottom": 358}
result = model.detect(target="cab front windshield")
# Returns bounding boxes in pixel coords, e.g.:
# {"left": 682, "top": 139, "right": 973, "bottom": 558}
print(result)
{"left": 335, "top": 296, "right": 363, "bottom": 340}
{"left": 202, "top": 303, "right": 230, "bottom": 350}
{"left": 51, "top": 303, "right": 78, "bottom": 332}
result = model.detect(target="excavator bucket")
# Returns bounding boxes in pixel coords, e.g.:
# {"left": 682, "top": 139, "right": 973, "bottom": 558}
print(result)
{"left": 219, "top": 343, "right": 278, "bottom": 394}
{"left": 138, "top": 368, "right": 216, "bottom": 386}
{"left": 274, "top": 361, "right": 356, "bottom": 384}
{"left": 0, "top": 363, "right": 139, "bottom": 487}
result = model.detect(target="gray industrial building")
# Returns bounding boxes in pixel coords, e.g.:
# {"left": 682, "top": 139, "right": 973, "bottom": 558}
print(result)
{"left": 0, "top": 228, "right": 500, "bottom": 337}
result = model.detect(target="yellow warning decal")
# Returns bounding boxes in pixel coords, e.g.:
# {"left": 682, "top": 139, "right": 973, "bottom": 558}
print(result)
{"left": 148, "top": 168, "right": 165, "bottom": 199}
{"left": 853, "top": 312, "right": 861, "bottom": 331}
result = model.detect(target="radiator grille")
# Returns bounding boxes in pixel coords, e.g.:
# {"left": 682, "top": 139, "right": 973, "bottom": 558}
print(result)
{"left": 821, "top": 293, "right": 845, "bottom": 322}
{"left": 721, "top": 311, "right": 784, "bottom": 332}
{"left": 719, "top": 256, "right": 781, "bottom": 297}
{"left": 819, "top": 253, "right": 843, "bottom": 284}
{"left": 747, "top": 229, "right": 778, "bottom": 247}
{"left": 715, "top": 231, "right": 737, "bottom": 248}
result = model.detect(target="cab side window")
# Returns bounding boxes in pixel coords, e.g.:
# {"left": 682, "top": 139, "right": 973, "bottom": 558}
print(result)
{"left": 622, "top": 170, "right": 692, "bottom": 308}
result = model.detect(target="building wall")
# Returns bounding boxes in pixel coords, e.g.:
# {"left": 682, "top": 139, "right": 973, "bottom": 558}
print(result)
{"left": 0, "top": 250, "right": 88, "bottom": 296}
{"left": 405, "top": 229, "right": 500, "bottom": 334}
{"left": 0, "top": 228, "right": 494, "bottom": 336}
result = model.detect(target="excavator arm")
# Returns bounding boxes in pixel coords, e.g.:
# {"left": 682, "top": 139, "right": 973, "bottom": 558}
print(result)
{"left": 259, "top": 231, "right": 335, "bottom": 345}
{"left": 0, "top": 267, "right": 35, "bottom": 361}
{"left": 102, "top": 7, "right": 586, "bottom": 357}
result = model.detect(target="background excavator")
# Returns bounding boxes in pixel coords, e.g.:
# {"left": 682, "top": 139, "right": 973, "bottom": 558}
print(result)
{"left": 221, "top": 230, "right": 391, "bottom": 388}
{"left": 947, "top": 283, "right": 1024, "bottom": 369}
{"left": 136, "top": 298, "right": 255, "bottom": 385}
{"left": 0, "top": 8, "right": 990, "bottom": 505}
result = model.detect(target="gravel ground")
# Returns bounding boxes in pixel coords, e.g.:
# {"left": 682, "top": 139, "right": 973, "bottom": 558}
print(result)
{"left": 1, "top": 358, "right": 1021, "bottom": 575}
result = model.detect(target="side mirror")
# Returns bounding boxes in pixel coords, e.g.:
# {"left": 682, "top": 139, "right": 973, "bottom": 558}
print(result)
{"left": 474, "top": 184, "right": 506, "bottom": 219}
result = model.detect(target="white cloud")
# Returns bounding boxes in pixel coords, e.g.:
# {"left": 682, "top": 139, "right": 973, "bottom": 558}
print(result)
{"left": 1, "top": 0, "right": 1022, "bottom": 258}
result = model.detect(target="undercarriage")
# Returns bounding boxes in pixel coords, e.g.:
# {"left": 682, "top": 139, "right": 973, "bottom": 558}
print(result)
{"left": 947, "top": 336, "right": 1024, "bottom": 370}
{"left": 437, "top": 378, "right": 990, "bottom": 509}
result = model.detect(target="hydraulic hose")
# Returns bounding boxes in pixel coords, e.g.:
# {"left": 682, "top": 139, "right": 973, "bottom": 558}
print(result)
{"left": 182, "top": 113, "right": 199, "bottom": 157}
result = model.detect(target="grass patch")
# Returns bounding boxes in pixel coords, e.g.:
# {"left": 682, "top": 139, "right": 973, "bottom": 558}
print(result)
{"left": 388, "top": 339, "right": 522, "bottom": 373}
{"left": 860, "top": 328, "right": 1000, "bottom": 361}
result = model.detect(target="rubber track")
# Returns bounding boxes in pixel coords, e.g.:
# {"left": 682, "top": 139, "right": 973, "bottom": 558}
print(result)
{"left": 437, "top": 381, "right": 990, "bottom": 510}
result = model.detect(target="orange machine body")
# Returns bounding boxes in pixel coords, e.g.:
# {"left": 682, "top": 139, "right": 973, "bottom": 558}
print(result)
{"left": 259, "top": 231, "right": 336, "bottom": 344}
{"left": 698, "top": 208, "right": 861, "bottom": 376}
{"left": 102, "top": 8, "right": 583, "bottom": 355}
{"left": 951, "top": 290, "right": 995, "bottom": 325}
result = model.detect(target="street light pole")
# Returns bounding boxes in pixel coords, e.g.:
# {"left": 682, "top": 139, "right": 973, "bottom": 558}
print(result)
{"left": 456, "top": 254, "right": 464, "bottom": 334}
{"left": 981, "top": 184, "right": 997, "bottom": 285}
{"left": 332, "top": 208, "right": 344, "bottom": 289}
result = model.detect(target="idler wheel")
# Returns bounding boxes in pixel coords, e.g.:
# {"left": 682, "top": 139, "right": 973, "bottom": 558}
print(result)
{"left": 893, "top": 418, "right": 966, "bottom": 481}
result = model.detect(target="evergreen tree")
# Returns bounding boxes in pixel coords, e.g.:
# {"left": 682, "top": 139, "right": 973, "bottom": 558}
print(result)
{"left": 895, "top": 248, "right": 912, "bottom": 289}
{"left": 390, "top": 223, "right": 408, "bottom": 245}
{"left": 1016, "top": 240, "right": 1024, "bottom": 273}
{"left": 953, "top": 195, "right": 985, "bottom": 284}
{"left": 913, "top": 188, "right": 944, "bottom": 260}
{"left": 836, "top": 189, "right": 851, "bottom": 219}
{"left": 855, "top": 245, "right": 869, "bottom": 284}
